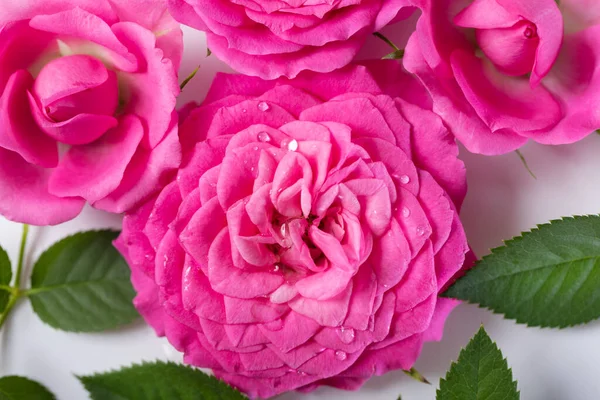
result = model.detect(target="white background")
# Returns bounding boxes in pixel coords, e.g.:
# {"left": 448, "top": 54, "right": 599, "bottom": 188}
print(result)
{"left": 2, "top": 25, "right": 600, "bottom": 400}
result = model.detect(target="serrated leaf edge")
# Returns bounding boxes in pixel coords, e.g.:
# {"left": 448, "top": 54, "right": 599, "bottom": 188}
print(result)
{"left": 76, "top": 360, "right": 247, "bottom": 399}
{"left": 442, "top": 215, "right": 600, "bottom": 329}
{"left": 437, "top": 327, "right": 520, "bottom": 399}
{"left": 28, "top": 229, "right": 137, "bottom": 333}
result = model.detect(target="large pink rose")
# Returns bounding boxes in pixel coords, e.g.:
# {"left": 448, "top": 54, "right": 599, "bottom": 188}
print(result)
{"left": 0, "top": 0, "right": 183, "bottom": 225}
{"left": 116, "top": 62, "right": 469, "bottom": 398}
{"left": 403, "top": 0, "right": 600, "bottom": 155}
{"left": 167, "top": 0, "right": 414, "bottom": 79}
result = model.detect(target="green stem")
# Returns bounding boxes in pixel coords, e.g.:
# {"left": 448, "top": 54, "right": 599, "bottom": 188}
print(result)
{"left": 0, "top": 224, "right": 30, "bottom": 330}
{"left": 373, "top": 32, "right": 400, "bottom": 51}
{"left": 180, "top": 66, "right": 200, "bottom": 91}
{"left": 515, "top": 150, "right": 537, "bottom": 179}
{"left": 15, "top": 224, "right": 29, "bottom": 287}
{"left": 0, "top": 294, "right": 19, "bottom": 329}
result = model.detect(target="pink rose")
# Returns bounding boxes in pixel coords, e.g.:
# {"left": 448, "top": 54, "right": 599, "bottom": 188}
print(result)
{"left": 167, "top": 0, "right": 414, "bottom": 79}
{"left": 0, "top": 0, "right": 183, "bottom": 225}
{"left": 403, "top": 0, "right": 600, "bottom": 155}
{"left": 116, "top": 62, "right": 469, "bottom": 398}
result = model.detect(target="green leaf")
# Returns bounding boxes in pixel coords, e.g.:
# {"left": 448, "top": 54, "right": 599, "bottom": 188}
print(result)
{"left": 0, "top": 245, "right": 12, "bottom": 313}
{"left": 444, "top": 215, "right": 600, "bottom": 328}
{"left": 0, "top": 376, "right": 56, "bottom": 400}
{"left": 437, "top": 327, "right": 519, "bottom": 400}
{"left": 78, "top": 361, "right": 247, "bottom": 400}
{"left": 403, "top": 368, "right": 430, "bottom": 384}
{"left": 28, "top": 230, "right": 138, "bottom": 332}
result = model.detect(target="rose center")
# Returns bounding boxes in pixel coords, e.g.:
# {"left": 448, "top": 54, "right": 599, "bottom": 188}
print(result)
{"left": 33, "top": 54, "right": 119, "bottom": 123}
{"left": 476, "top": 20, "right": 540, "bottom": 76}
{"left": 270, "top": 208, "right": 344, "bottom": 273}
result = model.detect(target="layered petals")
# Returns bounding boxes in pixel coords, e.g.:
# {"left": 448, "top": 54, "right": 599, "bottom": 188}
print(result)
{"left": 403, "top": 0, "right": 600, "bottom": 154}
{"left": 117, "top": 63, "right": 469, "bottom": 399}
{"left": 0, "top": 0, "right": 183, "bottom": 225}
{"left": 167, "top": 0, "right": 414, "bottom": 79}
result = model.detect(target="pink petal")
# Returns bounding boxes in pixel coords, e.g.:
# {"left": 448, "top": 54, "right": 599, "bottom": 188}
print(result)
{"left": 112, "top": 22, "right": 179, "bottom": 148}
{"left": 450, "top": 49, "right": 562, "bottom": 135}
{"left": 92, "top": 113, "right": 181, "bottom": 213}
{"left": 289, "top": 281, "right": 353, "bottom": 327}
{"left": 207, "top": 229, "right": 284, "bottom": 299}
{"left": 259, "top": 311, "right": 321, "bottom": 353}
{"left": 0, "top": 148, "right": 84, "bottom": 225}
{"left": 0, "top": 70, "right": 58, "bottom": 168}
{"left": 48, "top": 115, "right": 143, "bottom": 203}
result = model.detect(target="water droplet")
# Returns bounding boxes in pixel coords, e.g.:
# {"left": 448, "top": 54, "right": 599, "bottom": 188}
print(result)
{"left": 145, "top": 254, "right": 153, "bottom": 260}
{"left": 163, "top": 254, "right": 169, "bottom": 267}
{"left": 277, "top": 188, "right": 283, "bottom": 193}
{"left": 337, "top": 327, "right": 356, "bottom": 344}
{"left": 253, "top": 146, "right": 259, "bottom": 151}
{"left": 242, "top": 109, "right": 247, "bottom": 113}
{"left": 257, "top": 131, "right": 271, "bottom": 143}
{"left": 280, "top": 223, "right": 288, "bottom": 237}
{"left": 258, "top": 101, "right": 270, "bottom": 112}
{"left": 273, "top": 264, "right": 280, "bottom": 272}
{"left": 402, "top": 207, "right": 411, "bottom": 217}
{"left": 210, "top": 182, "right": 216, "bottom": 188}
{"left": 287, "top": 139, "right": 299, "bottom": 152}
{"left": 400, "top": 175, "right": 410, "bottom": 184}
{"left": 416, "top": 226, "right": 426, "bottom": 236}
{"left": 335, "top": 350, "right": 348, "bottom": 361}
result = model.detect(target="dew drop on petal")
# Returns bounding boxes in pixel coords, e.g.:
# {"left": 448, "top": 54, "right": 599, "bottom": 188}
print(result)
{"left": 337, "top": 327, "right": 356, "bottom": 344}
{"left": 400, "top": 175, "right": 410, "bottom": 184}
{"left": 257, "top": 131, "right": 271, "bottom": 143}
{"left": 416, "top": 226, "right": 426, "bottom": 236}
{"left": 273, "top": 264, "right": 280, "bottom": 272}
{"left": 242, "top": 109, "right": 247, "bottom": 113}
{"left": 253, "top": 146, "right": 259, "bottom": 151}
{"left": 287, "top": 139, "right": 298, "bottom": 152}
{"left": 335, "top": 350, "right": 348, "bottom": 361}
{"left": 258, "top": 101, "right": 270, "bottom": 112}
{"left": 402, "top": 207, "right": 411, "bottom": 218}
